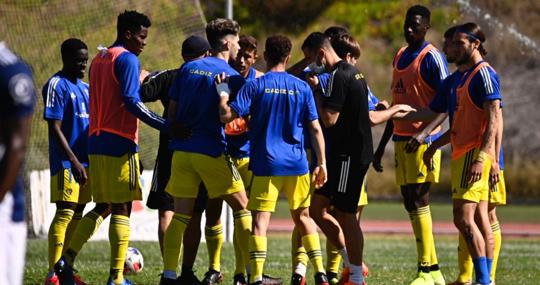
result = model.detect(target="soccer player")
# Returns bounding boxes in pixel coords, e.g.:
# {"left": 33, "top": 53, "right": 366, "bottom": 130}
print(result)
{"left": 218, "top": 34, "right": 328, "bottom": 285}
{"left": 158, "top": 18, "right": 251, "bottom": 285}
{"left": 0, "top": 41, "right": 35, "bottom": 285}
{"left": 141, "top": 35, "right": 211, "bottom": 285}
{"left": 55, "top": 11, "right": 167, "bottom": 285}
{"left": 372, "top": 5, "right": 448, "bottom": 285}
{"left": 43, "top": 38, "right": 108, "bottom": 285}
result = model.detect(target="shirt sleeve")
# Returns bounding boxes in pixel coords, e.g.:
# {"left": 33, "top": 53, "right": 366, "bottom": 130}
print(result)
{"left": 229, "top": 80, "right": 257, "bottom": 117}
{"left": 317, "top": 73, "right": 331, "bottom": 96}
{"left": 429, "top": 78, "right": 449, "bottom": 113}
{"left": 322, "top": 69, "right": 347, "bottom": 112}
{"left": 43, "top": 78, "right": 65, "bottom": 120}
{"left": 304, "top": 85, "right": 319, "bottom": 122}
{"left": 421, "top": 49, "right": 449, "bottom": 90}
{"left": 469, "top": 65, "right": 502, "bottom": 109}
{"left": 115, "top": 52, "right": 166, "bottom": 131}
{"left": 367, "top": 85, "right": 379, "bottom": 111}
{"left": 140, "top": 69, "right": 176, "bottom": 103}
{"left": 2, "top": 62, "right": 36, "bottom": 119}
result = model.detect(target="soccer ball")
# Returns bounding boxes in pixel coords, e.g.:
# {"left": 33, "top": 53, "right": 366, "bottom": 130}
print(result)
{"left": 124, "top": 247, "right": 144, "bottom": 275}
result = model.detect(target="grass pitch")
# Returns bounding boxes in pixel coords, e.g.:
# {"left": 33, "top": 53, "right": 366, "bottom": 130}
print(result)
{"left": 25, "top": 234, "right": 540, "bottom": 284}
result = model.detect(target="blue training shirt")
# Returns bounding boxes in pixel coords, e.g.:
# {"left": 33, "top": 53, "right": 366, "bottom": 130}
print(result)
{"left": 43, "top": 72, "right": 90, "bottom": 175}
{"left": 229, "top": 71, "right": 318, "bottom": 176}
{"left": 169, "top": 56, "right": 245, "bottom": 157}
{"left": 0, "top": 42, "right": 36, "bottom": 222}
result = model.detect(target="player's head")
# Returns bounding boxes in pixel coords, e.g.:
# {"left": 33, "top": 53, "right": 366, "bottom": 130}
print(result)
{"left": 453, "top": 22, "right": 487, "bottom": 65}
{"left": 233, "top": 35, "right": 259, "bottom": 75}
{"left": 443, "top": 25, "right": 459, "bottom": 63}
{"left": 301, "top": 32, "right": 328, "bottom": 62}
{"left": 181, "top": 35, "right": 210, "bottom": 62}
{"left": 305, "top": 32, "right": 337, "bottom": 72}
{"left": 264, "top": 35, "right": 292, "bottom": 68}
{"left": 206, "top": 18, "right": 241, "bottom": 60}
{"left": 117, "top": 10, "right": 151, "bottom": 56}
{"left": 331, "top": 34, "right": 361, "bottom": 65}
{"left": 61, "top": 38, "right": 88, "bottom": 79}
{"left": 324, "top": 26, "right": 349, "bottom": 39}
{"left": 404, "top": 5, "right": 431, "bottom": 45}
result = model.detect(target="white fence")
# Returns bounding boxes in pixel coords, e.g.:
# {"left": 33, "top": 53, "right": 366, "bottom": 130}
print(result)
{"left": 28, "top": 170, "right": 234, "bottom": 242}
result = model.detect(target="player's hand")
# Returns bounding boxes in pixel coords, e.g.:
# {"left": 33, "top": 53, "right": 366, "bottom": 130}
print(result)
{"left": 391, "top": 104, "right": 417, "bottom": 119}
{"left": 71, "top": 161, "right": 88, "bottom": 186}
{"left": 372, "top": 149, "right": 384, "bottom": 172}
{"left": 489, "top": 161, "right": 500, "bottom": 187}
{"left": 215, "top": 72, "right": 230, "bottom": 98}
{"left": 467, "top": 160, "right": 484, "bottom": 184}
{"left": 311, "top": 164, "right": 327, "bottom": 189}
{"left": 306, "top": 74, "right": 320, "bottom": 90}
{"left": 376, "top": 100, "right": 390, "bottom": 110}
{"left": 169, "top": 121, "right": 192, "bottom": 139}
{"left": 405, "top": 131, "right": 425, "bottom": 153}
{"left": 423, "top": 145, "right": 436, "bottom": 171}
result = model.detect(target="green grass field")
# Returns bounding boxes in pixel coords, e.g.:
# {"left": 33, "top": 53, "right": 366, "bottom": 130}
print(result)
{"left": 25, "top": 234, "right": 540, "bottom": 284}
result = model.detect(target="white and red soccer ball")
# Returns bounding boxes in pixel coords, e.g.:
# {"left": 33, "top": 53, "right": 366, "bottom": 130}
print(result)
{"left": 124, "top": 247, "right": 144, "bottom": 275}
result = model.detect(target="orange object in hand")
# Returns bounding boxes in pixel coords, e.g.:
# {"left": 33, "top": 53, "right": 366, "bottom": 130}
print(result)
{"left": 225, "top": 118, "right": 248, "bottom": 135}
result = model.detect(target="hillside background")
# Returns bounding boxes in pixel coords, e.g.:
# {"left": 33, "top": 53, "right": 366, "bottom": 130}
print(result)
{"left": 2, "top": 0, "right": 539, "bottom": 201}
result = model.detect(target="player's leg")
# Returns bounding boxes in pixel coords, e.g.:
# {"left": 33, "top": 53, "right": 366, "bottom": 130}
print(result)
{"left": 474, "top": 200, "right": 494, "bottom": 283}
{"left": 202, "top": 197, "right": 225, "bottom": 285}
{"left": 63, "top": 204, "right": 86, "bottom": 251}
{"left": 291, "top": 226, "right": 309, "bottom": 285}
{"left": 157, "top": 209, "right": 174, "bottom": 255}
{"left": 488, "top": 170, "right": 505, "bottom": 285}
{"left": 108, "top": 202, "right": 133, "bottom": 284}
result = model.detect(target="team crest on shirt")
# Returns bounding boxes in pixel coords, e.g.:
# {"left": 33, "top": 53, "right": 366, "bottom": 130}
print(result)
{"left": 355, "top": 73, "right": 365, "bottom": 80}
{"left": 394, "top": 78, "right": 406, "bottom": 94}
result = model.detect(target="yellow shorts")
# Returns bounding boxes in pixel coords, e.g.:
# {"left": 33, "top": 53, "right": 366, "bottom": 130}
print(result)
{"left": 50, "top": 168, "right": 92, "bottom": 204}
{"left": 489, "top": 170, "right": 507, "bottom": 206}
{"left": 358, "top": 176, "right": 368, "bottom": 206}
{"left": 395, "top": 141, "right": 441, "bottom": 186}
{"left": 248, "top": 174, "right": 310, "bottom": 212}
{"left": 166, "top": 151, "right": 244, "bottom": 199}
{"left": 232, "top": 157, "right": 252, "bottom": 191}
{"left": 451, "top": 149, "right": 491, "bottom": 203}
{"left": 89, "top": 153, "right": 143, "bottom": 203}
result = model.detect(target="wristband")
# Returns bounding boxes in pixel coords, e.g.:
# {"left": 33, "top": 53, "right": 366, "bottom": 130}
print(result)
{"left": 216, "top": 82, "right": 230, "bottom": 97}
{"left": 475, "top": 151, "right": 489, "bottom": 163}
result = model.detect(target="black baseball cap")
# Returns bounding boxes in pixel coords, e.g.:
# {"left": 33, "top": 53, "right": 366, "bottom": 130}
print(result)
{"left": 181, "top": 35, "right": 210, "bottom": 59}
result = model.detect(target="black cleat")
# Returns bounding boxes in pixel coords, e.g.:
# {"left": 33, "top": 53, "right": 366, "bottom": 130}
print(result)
{"left": 262, "top": 274, "right": 283, "bottom": 285}
{"left": 179, "top": 270, "right": 202, "bottom": 285}
{"left": 233, "top": 274, "right": 247, "bottom": 285}
{"left": 202, "top": 269, "right": 224, "bottom": 285}
{"left": 314, "top": 273, "right": 329, "bottom": 285}
{"left": 291, "top": 273, "right": 307, "bottom": 285}
{"left": 159, "top": 275, "right": 179, "bottom": 285}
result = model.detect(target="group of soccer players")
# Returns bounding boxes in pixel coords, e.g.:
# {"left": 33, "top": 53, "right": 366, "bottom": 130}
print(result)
{"left": 11, "top": 3, "right": 503, "bottom": 285}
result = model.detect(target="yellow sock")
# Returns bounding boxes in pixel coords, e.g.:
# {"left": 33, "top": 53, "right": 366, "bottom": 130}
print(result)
{"left": 457, "top": 233, "right": 474, "bottom": 283}
{"left": 234, "top": 209, "right": 252, "bottom": 274}
{"left": 491, "top": 221, "right": 502, "bottom": 281}
{"left": 163, "top": 213, "right": 191, "bottom": 272}
{"left": 409, "top": 206, "right": 433, "bottom": 269}
{"left": 326, "top": 238, "right": 341, "bottom": 274}
{"left": 302, "top": 233, "right": 325, "bottom": 273}
{"left": 249, "top": 235, "right": 267, "bottom": 283}
{"left": 291, "top": 227, "right": 309, "bottom": 270}
{"left": 430, "top": 237, "right": 439, "bottom": 266}
{"left": 109, "top": 215, "right": 130, "bottom": 284}
{"left": 63, "top": 211, "right": 82, "bottom": 251}
{"left": 233, "top": 228, "right": 244, "bottom": 276}
{"left": 48, "top": 209, "right": 74, "bottom": 270}
{"left": 205, "top": 224, "right": 224, "bottom": 272}
{"left": 64, "top": 211, "right": 104, "bottom": 265}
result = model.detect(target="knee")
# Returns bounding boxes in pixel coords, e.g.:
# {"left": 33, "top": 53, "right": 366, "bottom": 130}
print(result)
{"left": 309, "top": 206, "right": 323, "bottom": 223}
{"left": 94, "top": 203, "right": 111, "bottom": 217}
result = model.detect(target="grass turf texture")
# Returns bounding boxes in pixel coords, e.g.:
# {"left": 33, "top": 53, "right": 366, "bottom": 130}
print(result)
{"left": 25, "top": 234, "right": 540, "bottom": 284}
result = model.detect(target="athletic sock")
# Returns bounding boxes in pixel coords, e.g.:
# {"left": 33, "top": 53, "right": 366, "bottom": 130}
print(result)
{"left": 302, "top": 233, "right": 325, "bottom": 273}
{"left": 349, "top": 264, "right": 364, "bottom": 285}
{"left": 63, "top": 210, "right": 82, "bottom": 251}
{"left": 338, "top": 248, "right": 350, "bottom": 267}
{"left": 109, "top": 214, "right": 130, "bottom": 284}
{"left": 291, "top": 227, "right": 309, "bottom": 275}
{"left": 249, "top": 235, "right": 267, "bottom": 283}
{"left": 205, "top": 224, "right": 224, "bottom": 272}
{"left": 326, "top": 238, "right": 341, "bottom": 275}
{"left": 473, "top": 256, "right": 490, "bottom": 285}
{"left": 491, "top": 221, "right": 502, "bottom": 281}
{"left": 233, "top": 224, "right": 243, "bottom": 276}
{"left": 48, "top": 209, "right": 74, "bottom": 270}
{"left": 163, "top": 213, "right": 191, "bottom": 272}
{"left": 233, "top": 209, "right": 252, "bottom": 274}
{"left": 457, "top": 233, "right": 474, "bottom": 283}
{"left": 64, "top": 210, "right": 104, "bottom": 265}
{"left": 409, "top": 206, "right": 433, "bottom": 270}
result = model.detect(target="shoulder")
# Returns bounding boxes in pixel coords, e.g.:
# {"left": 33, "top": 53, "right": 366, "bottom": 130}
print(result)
{"left": 472, "top": 64, "right": 499, "bottom": 91}
{"left": 116, "top": 51, "right": 139, "bottom": 66}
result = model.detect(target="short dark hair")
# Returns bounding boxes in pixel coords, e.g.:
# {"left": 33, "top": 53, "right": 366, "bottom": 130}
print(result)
{"left": 205, "top": 18, "right": 240, "bottom": 49}
{"left": 301, "top": 32, "right": 329, "bottom": 51}
{"left": 61, "top": 38, "right": 87, "bottom": 60}
{"left": 324, "top": 26, "right": 349, "bottom": 39}
{"left": 406, "top": 5, "right": 431, "bottom": 23}
{"left": 265, "top": 35, "right": 292, "bottom": 66}
{"left": 117, "top": 10, "right": 151, "bottom": 38}
{"left": 457, "top": 22, "right": 487, "bottom": 55}
{"left": 331, "top": 35, "right": 361, "bottom": 59}
{"left": 239, "top": 35, "right": 258, "bottom": 52}
{"left": 444, "top": 25, "right": 459, "bottom": 39}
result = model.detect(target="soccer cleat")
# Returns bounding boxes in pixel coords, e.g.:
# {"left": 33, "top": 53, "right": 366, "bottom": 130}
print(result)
{"left": 233, "top": 273, "right": 247, "bottom": 285}
{"left": 179, "top": 271, "right": 202, "bottom": 285}
{"left": 314, "top": 272, "right": 329, "bottom": 285}
{"left": 262, "top": 274, "right": 283, "bottom": 285}
{"left": 54, "top": 257, "right": 75, "bottom": 285}
{"left": 107, "top": 277, "right": 133, "bottom": 285}
{"left": 73, "top": 274, "right": 89, "bottom": 285}
{"left": 361, "top": 263, "right": 369, "bottom": 277}
{"left": 201, "top": 269, "right": 224, "bottom": 285}
{"left": 336, "top": 267, "right": 349, "bottom": 285}
{"left": 249, "top": 282, "right": 263, "bottom": 285}
{"left": 447, "top": 281, "right": 472, "bottom": 285}
{"left": 410, "top": 272, "right": 435, "bottom": 285}
{"left": 44, "top": 275, "right": 60, "bottom": 285}
{"left": 327, "top": 272, "right": 338, "bottom": 285}
{"left": 159, "top": 275, "right": 180, "bottom": 285}
{"left": 430, "top": 270, "right": 445, "bottom": 285}
{"left": 291, "top": 273, "right": 307, "bottom": 285}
